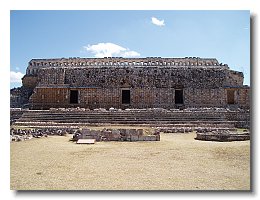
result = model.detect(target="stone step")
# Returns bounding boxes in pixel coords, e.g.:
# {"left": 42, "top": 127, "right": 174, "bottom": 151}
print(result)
{"left": 14, "top": 120, "right": 239, "bottom": 125}
{"left": 17, "top": 116, "right": 223, "bottom": 122}
{"left": 19, "top": 112, "right": 224, "bottom": 119}
{"left": 20, "top": 115, "right": 224, "bottom": 119}
{"left": 13, "top": 110, "right": 249, "bottom": 128}
{"left": 18, "top": 116, "right": 223, "bottom": 120}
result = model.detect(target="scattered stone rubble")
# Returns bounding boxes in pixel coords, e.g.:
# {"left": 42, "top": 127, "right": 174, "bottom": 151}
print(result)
{"left": 38, "top": 107, "right": 250, "bottom": 113}
{"left": 10, "top": 125, "right": 249, "bottom": 143}
{"left": 72, "top": 128, "right": 160, "bottom": 142}
{"left": 10, "top": 127, "right": 77, "bottom": 142}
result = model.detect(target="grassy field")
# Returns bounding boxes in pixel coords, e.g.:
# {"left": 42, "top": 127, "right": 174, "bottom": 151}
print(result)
{"left": 10, "top": 132, "right": 250, "bottom": 190}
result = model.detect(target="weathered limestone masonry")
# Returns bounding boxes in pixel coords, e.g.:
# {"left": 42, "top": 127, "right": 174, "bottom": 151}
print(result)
{"left": 18, "top": 57, "right": 249, "bottom": 109}
{"left": 10, "top": 87, "right": 33, "bottom": 108}
{"left": 74, "top": 128, "right": 160, "bottom": 142}
{"left": 195, "top": 130, "right": 250, "bottom": 142}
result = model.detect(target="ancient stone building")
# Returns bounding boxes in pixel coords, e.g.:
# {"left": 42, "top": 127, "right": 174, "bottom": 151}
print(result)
{"left": 10, "top": 87, "right": 32, "bottom": 108}
{"left": 18, "top": 57, "right": 249, "bottom": 110}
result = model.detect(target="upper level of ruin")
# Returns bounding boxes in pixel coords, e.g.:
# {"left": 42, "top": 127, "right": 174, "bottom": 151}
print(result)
{"left": 26, "top": 57, "right": 229, "bottom": 75}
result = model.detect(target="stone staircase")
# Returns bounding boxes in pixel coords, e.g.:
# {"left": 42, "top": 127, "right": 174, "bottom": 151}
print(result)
{"left": 10, "top": 109, "right": 24, "bottom": 125}
{"left": 13, "top": 109, "right": 250, "bottom": 128}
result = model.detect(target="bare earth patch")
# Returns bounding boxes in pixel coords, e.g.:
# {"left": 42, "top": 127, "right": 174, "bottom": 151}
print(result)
{"left": 10, "top": 132, "right": 250, "bottom": 190}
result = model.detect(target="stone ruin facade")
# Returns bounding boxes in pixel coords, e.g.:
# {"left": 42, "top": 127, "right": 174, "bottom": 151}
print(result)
{"left": 11, "top": 57, "right": 250, "bottom": 110}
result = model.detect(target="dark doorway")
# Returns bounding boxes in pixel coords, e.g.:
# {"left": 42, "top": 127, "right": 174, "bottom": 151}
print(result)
{"left": 70, "top": 90, "right": 78, "bottom": 104}
{"left": 122, "top": 90, "right": 130, "bottom": 104}
{"left": 175, "top": 89, "right": 184, "bottom": 104}
{"left": 227, "top": 90, "right": 235, "bottom": 104}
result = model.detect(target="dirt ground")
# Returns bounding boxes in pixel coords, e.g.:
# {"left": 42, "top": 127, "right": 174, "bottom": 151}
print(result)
{"left": 10, "top": 132, "right": 250, "bottom": 190}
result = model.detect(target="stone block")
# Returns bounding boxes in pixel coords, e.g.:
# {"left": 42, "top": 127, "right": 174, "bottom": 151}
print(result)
{"left": 143, "top": 136, "right": 150, "bottom": 141}
{"left": 129, "top": 129, "right": 137, "bottom": 136}
{"left": 77, "top": 139, "right": 95, "bottom": 144}
{"left": 130, "top": 135, "right": 139, "bottom": 142}
{"left": 82, "top": 135, "right": 95, "bottom": 139}
{"left": 82, "top": 128, "right": 90, "bottom": 135}
{"left": 148, "top": 135, "right": 157, "bottom": 141}
{"left": 90, "top": 130, "right": 98, "bottom": 136}
{"left": 112, "top": 130, "right": 120, "bottom": 135}
{"left": 119, "top": 129, "right": 126, "bottom": 136}
{"left": 138, "top": 135, "right": 145, "bottom": 141}
{"left": 137, "top": 129, "right": 143, "bottom": 135}
{"left": 156, "top": 135, "right": 160, "bottom": 141}
{"left": 125, "top": 129, "right": 130, "bottom": 135}
{"left": 126, "top": 135, "right": 131, "bottom": 141}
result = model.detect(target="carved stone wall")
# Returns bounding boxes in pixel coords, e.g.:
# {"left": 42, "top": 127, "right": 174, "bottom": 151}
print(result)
{"left": 22, "top": 75, "right": 38, "bottom": 89}
{"left": 36, "top": 67, "right": 234, "bottom": 88}
{"left": 20, "top": 57, "right": 250, "bottom": 110}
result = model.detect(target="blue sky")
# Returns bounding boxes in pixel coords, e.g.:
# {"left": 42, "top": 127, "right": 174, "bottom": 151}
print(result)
{"left": 10, "top": 10, "right": 250, "bottom": 88}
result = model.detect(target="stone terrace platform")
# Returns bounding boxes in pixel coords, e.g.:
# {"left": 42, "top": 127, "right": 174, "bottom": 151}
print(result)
{"left": 12, "top": 108, "right": 250, "bottom": 129}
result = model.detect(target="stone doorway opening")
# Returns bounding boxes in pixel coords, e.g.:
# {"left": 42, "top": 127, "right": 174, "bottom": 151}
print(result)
{"left": 175, "top": 89, "right": 184, "bottom": 104}
{"left": 227, "top": 90, "right": 235, "bottom": 104}
{"left": 70, "top": 90, "right": 78, "bottom": 104}
{"left": 122, "top": 89, "right": 130, "bottom": 104}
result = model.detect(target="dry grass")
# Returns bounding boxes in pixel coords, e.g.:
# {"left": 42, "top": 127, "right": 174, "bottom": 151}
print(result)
{"left": 10, "top": 132, "right": 250, "bottom": 190}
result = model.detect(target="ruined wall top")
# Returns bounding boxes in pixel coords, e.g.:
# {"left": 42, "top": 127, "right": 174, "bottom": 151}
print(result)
{"left": 34, "top": 65, "right": 243, "bottom": 88}
{"left": 27, "top": 57, "right": 228, "bottom": 70}
{"left": 23, "top": 57, "right": 245, "bottom": 88}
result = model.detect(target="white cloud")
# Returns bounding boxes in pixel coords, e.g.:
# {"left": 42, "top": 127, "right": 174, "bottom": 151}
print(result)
{"left": 151, "top": 17, "right": 165, "bottom": 27}
{"left": 122, "top": 50, "right": 140, "bottom": 57}
{"left": 84, "top": 42, "right": 140, "bottom": 58}
{"left": 10, "top": 71, "right": 24, "bottom": 83}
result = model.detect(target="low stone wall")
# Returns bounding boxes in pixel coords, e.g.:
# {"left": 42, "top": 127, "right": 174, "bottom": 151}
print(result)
{"left": 195, "top": 127, "right": 237, "bottom": 133}
{"left": 157, "top": 127, "right": 193, "bottom": 133}
{"left": 73, "top": 128, "right": 160, "bottom": 142}
{"left": 195, "top": 130, "right": 250, "bottom": 142}
{"left": 155, "top": 126, "right": 237, "bottom": 134}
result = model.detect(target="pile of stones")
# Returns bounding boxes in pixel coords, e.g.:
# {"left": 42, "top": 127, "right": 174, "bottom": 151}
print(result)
{"left": 10, "top": 129, "right": 44, "bottom": 142}
{"left": 10, "top": 134, "right": 34, "bottom": 142}
{"left": 72, "top": 128, "right": 160, "bottom": 142}
{"left": 50, "top": 107, "right": 91, "bottom": 112}
{"left": 10, "top": 127, "right": 78, "bottom": 142}
{"left": 47, "top": 107, "right": 249, "bottom": 113}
